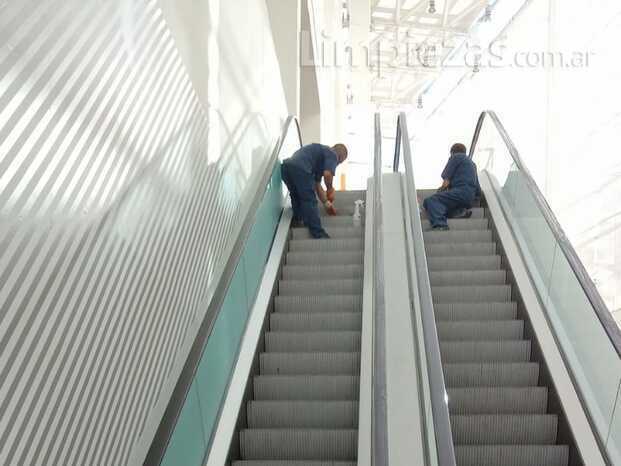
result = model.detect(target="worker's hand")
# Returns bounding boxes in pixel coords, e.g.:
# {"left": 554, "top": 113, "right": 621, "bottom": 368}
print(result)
{"left": 324, "top": 200, "right": 337, "bottom": 216}
{"left": 327, "top": 187, "right": 336, "bottom": 202}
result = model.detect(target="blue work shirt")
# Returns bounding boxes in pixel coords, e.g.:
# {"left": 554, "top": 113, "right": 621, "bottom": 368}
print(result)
{"left": 285, "top": 143, "right": 338, "bottom": 182}
{"left": 441, "top": 152, "right": 479, "bottom": 194}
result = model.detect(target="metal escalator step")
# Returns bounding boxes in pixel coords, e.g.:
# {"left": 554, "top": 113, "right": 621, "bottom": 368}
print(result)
{"left": 291, "top": 227, "right": 363, "bottom": 239}
{"left": 426, "top": 242, "right": 496, "bottom": 257}
{"left": 279, "top": 279, "right": 362, "bottom": 296}
{"left": 432, "top": 285, "right": 512, "bottom": 303}
{"left": 265, "top": 332, "right": 361, "bottom": 352}
{"left": 289, "top": 238, "right": 363, "bottom": 252}
{"left": 421, "top": 218, "right": 489, "bottom": 231}
{"left": 427, "top": 255, "right": 501, "bottom": 271}
{"left": 312, "top": 216, "right": 360, "bottom": 228}
{"left": 240, "top": 429, "right": 357, "bottom": 460}
{"left": 430, "top": 270, "right": 506, "bottom": 286}
{"left": 320, "top": 206, "right": 356, "bottom": 216}
{"left": 421, "top": 207, "right": 486, "bottom": 219}
{"left": 434, "top": 302, "right": 517, "bottom": 321}
{"left": 448, "top": 387, "right": 548, "bottom": 414}
{"left": 451, "top": 414, "right": 558, "bottom": 445}
{"left": 443, "top": 363, "right": 539, "bottom": 387}
{"left": 270, "top": 312, "right": 362, "bottom": 331}
{"left": 282, "top": 264, "right": 363, "bottom": 280}
{"left": 424, "top": 230, "right": 493, "bottom": 244}
{"left": 286, "top": 251, "right": 363, "bottom": 266}
{"left": 247, "top": 401, "right": 358, "bottom": 428}
{"left": 260, "top": 352, "right": 360, "bottom": 375}
{"left": 253, "top": 375, "right": 360, "bottom": 400}
{"left": 454, "top": 445, "right": 569, "bottom": 466}
{"left": 275, "top": 295, "right": 362, "bottom": 313}
{"left": 437, "top": 320, "right": 524, "bottom": 341}
{"left": 233, "top": 462, "right": 356, "bottom": 466}
{"left": 440, "top": 340, "right": 531, "bottom": 363}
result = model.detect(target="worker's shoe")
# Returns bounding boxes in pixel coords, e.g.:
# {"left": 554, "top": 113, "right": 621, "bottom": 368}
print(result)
{"left": 449, "top": 208, "right": 473, "bottom": 219}
{"left": 291, "top": 219, "right": 304, "bottom": 228}
{"left": 432, "top": 225, "right": 450, "bottom": 231}
{"left": 314, "top": 230, "right": 331, "bottom": 239}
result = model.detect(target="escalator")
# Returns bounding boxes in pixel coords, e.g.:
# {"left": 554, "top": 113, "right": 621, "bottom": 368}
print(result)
{"left": 421, "top": 194, "right": 569, "bottom": 465}
{"left": 156, "top": 112, "right": 619, "bottom": 466}
{"left": 236, "top": 192, "right": 366, "bottom": 465}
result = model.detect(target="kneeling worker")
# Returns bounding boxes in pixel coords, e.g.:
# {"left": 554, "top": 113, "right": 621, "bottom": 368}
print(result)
{"left": 423, "top": 143, "right": 479, "bottom": 230}
{"left": 281, "top": 143, "right": 348, "bottom": 239}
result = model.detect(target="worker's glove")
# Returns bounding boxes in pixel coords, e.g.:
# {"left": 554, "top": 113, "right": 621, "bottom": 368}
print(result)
{"left": 327, "top": 188, "right": 336, "bottom": 202}
{"left": 324, "top": 200, "right": 337, "bottom": 216}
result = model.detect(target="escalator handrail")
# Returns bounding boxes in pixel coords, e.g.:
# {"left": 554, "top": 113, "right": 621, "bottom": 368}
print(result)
{"left": 393, "top": 112, "right": 457, "bottom": 466}
{"left": 145, "top": 115, "right": 302, "bottom": 466}
{"left": 469, "top": 110, "right": 621, "bottom": 356}
{"left": 372, "top": 113, "right": 389, "bottom": 466}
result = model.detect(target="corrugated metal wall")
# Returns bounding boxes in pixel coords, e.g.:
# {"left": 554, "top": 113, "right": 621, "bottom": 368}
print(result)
{"left": 0, "top": 1, "right": 287, "bottom": 465}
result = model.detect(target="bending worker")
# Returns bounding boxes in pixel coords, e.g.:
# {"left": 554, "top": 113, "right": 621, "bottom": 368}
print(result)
{"left": 423, "top": 143, "right": 479, "bottom": 230}
{"left": 281, "top": 143, "right": 348, "bottom": 239}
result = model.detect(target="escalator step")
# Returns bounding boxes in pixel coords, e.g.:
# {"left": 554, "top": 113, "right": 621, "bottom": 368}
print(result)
{"left": 265, "top": 332, "right": 361, "bottom": 352}
{"left": 451, "top": 414, "right": 558, "bottom": 445}
{"left": 424, "top": 230, "right": 493, "bottom": 244}
{"left": 437, "top": 320, "right": 524, "bottom": 341}
{"left": 253, "top": 375, "right": 359, "bottom": 400}
{"left": 270, "top": 312, "right": 362, "bottom": 331}
{"left": 289, "top": 238, "right": 363, "bottom": 252}
{"left": 260, "top": 352, "right": 360, "bottom": 375}
{"left": 426, "top": 242, "right": 497, "bottom": 257}
{"left": 448, "top": 387, "right": 548, "bottom": 414}
{"left": 430, "top": 270, "right": 506, "bottom": 286}
{"left": 454, "top": 445, "right": 569, "bottom": 466}
{"left": 311, "top": 216, "right": 359, "bottom": 227}
{"left": 435, "top": 302, "right": 517, "bottom": 321}
{"left": 291, "top": 227, "right": 363, "bottom": 239}
{"left": 275, "top": 295, "right": 362, "bottom": 313}
{"left": 427, "top": 255, "right": 501, "bottom": 271}
{"left": 285, "top": 251, "right": 363, "bottom": 266}
{"left": 433, "top": 285, "right": 512, "bottom": 303}
{"left": 282, "top": 264, "right": 363, "bottom": 280}
{"left": 234, "top": 462, "right": 356, "bottom": 466}
{"left": 279, "top": 279, "right": 362, "bottom": 296}
{"left": 421, "top": 218, "right": 489, "bottom": 231}
{"left": 443, "top": 362, "right": 539, "bottom": 387}
{"left": 440, "top": 340, "right": 531, "bottom": 363}
{"left": 247, "top": 401, "right": 358, "bottom": 428}
{"left": 240, "top": 429, "right": 357, "bottom": 460}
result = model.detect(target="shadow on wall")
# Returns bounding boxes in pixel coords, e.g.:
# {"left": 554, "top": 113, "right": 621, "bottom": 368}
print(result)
{"left": 0, "top": 1, "right": 286, "bottom": 466}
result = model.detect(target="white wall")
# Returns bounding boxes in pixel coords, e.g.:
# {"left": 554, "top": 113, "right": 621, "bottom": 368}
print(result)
{"left": 0, "top": 1, "right": 287, "bottom": 465}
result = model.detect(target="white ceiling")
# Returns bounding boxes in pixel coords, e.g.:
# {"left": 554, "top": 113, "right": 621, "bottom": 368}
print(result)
{"left": 368, "top": 0, "right": 491, "bottom": 105}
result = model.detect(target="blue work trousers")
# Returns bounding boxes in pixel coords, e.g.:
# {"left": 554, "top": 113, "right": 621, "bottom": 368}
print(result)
{"left": 423, "top": 188, "right": 475, "bottom": 228}
{"left": 281, "top": 162, "right": 326, "bottom": 238}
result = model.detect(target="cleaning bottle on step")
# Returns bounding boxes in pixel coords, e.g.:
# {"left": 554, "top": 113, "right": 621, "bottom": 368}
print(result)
{"left": 353, "top": 200, "right": 364, "bottom": 227}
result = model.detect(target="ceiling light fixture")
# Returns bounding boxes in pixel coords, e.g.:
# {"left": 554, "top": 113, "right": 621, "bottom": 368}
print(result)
{"left": 428, "top": 0, "right": 436, "bottom": 14}
{"left": 417, "top": 95, "right": 423, "bottom": 109}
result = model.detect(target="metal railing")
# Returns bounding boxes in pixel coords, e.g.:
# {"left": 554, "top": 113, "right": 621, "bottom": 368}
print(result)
{"left": 145, "top": 116, "right": 302, "bottom": 466}
{"left": 392, "top": 112, "right": 457, "bottom": 466}
{"left": 470, "top": 111, "right": 621, "bottom": 355}
{"left": 372, "top": 113, "right": 389, "bottom": 466}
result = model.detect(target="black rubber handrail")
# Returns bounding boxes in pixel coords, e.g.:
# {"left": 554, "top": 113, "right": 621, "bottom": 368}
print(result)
{"left": 393, "top": 112, "right": 457, "bottom": 466}
{"left": 469, "top": 110, "right": 621, "bottom": 356}
{"left": 145, "top": 116, "right": 302, "bottom": 466}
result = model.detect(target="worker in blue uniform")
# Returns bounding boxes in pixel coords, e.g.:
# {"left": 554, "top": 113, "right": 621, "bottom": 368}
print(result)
{"left": 281, "top": 143, "right": 348, "bottom": 238}
{"left": 423, "top": 143, "right": 479, "bottom": 230}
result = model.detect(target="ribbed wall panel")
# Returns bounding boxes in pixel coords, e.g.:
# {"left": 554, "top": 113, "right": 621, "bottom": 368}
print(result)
{"left": 0, "top": 1, "right": 287, "bottom": 465}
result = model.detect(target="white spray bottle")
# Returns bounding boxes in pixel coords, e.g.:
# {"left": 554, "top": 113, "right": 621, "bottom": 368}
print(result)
{"left": 353, "top": 200, "right": 365, "bottom": 227}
